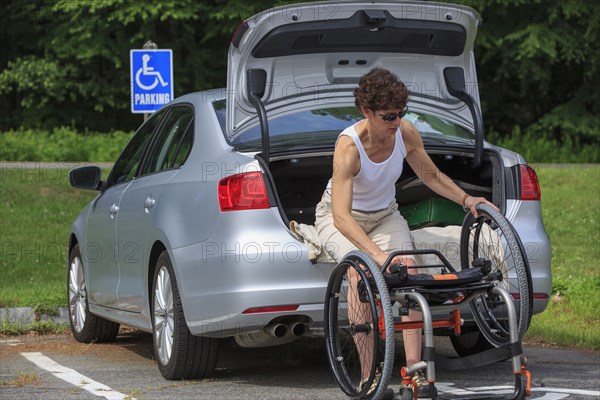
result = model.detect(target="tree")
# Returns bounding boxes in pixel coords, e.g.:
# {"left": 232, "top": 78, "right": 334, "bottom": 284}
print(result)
{"left": 455, "top": 0, "right": 599, "bottom": 151}
{"left": 1, "top": 0, "right": 598, "bottom": 160}
{"left": 0, "top": 0, "right": 288, "bottom": 131}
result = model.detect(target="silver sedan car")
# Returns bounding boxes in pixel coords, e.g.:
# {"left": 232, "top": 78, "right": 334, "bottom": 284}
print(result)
{"left": 67, "top": 1, "right": 551, "bottom": 380}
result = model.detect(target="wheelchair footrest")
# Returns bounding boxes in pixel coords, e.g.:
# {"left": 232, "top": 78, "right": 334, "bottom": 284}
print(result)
{"left": 435, "top": 342, "right": 523, "bottom": 370}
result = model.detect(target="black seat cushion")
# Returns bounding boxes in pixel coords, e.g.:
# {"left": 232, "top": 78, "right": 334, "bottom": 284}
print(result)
{"left": 383, "top": 266, "right": 485, "bottom": 289}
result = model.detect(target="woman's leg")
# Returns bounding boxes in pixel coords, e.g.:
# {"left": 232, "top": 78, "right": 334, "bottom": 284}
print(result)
{"left": 368, "top": 203, "right": 422, "bottom": 368}
{"left": 315, "top": 196, "right": 374, "bottom": 382}
{"left": 401, "top": 258, "right": 422, "bottom": 368}
{"left": 346, "top": 266, "right": 374, "bottom": 381}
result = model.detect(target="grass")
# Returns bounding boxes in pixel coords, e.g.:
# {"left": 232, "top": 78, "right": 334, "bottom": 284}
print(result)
{"left": 0, "top": 319, "right": 70, "bottom": 336}
{"left": 0, "top": 164, "right": 598, "bottom": 349}
{"left": 0, "top": 165, "right": 98, "bottom": 309}
{"left": 524, "top": 165, "right": 600, "bottom": 349}
{"left": 1, "top": 370, "right": 41, "bottom": 386}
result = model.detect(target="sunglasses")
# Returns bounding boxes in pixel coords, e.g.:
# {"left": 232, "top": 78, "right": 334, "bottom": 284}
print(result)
{"left": 376, "top": 106, "right": 408, "bottom": 122}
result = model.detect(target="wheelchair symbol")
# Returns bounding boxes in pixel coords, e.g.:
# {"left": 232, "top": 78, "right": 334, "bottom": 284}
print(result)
{"left": 135, "top": 54, "right": 168, "bottom": 90}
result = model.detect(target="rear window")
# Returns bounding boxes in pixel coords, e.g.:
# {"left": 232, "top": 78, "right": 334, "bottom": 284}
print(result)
{"left": 213, "top": 100, "right": 472, "bottom": 152}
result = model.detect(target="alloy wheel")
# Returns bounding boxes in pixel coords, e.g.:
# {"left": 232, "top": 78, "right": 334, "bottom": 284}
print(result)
{"left": 153, "top": 265, "right": 175, "bottom": 366}
{"left": 68, "top": 256, "right": 87, "bottom": 333}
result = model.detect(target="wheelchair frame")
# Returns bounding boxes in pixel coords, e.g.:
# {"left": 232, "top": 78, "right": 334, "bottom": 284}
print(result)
{"left": 324, "top": 204, "right": 533, "bottom": 400}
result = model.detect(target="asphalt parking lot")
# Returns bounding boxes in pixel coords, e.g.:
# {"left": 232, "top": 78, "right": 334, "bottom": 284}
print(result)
{"left": 1, "top": 330, "right": 598, "bottom": 400}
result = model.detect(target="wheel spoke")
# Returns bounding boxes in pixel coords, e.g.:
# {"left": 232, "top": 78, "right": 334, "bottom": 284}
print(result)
{"left": 69, "top": 290, "right": 79, "bottom": 311}
{"left": 68, "top": 285, "right": 78, "bottom": 306}
{"left": 156, "top": 321, "right": 166, "bottom": 361}
{"left": 76, "top": 300, "right": 86, "bottom": 328}
{"left": 155, "top": 271, "right": 166, "bottom": 311}
{"left": 165, "top": 321, "right": 173, "bottom": 360}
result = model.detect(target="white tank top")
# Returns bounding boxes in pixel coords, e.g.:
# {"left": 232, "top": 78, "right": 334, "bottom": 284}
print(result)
{"left": 327, "top": 122, "right": 406, "bottom": 211}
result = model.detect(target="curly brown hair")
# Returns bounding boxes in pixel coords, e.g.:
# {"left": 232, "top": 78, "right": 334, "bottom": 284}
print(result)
{"left": 353, "top": 68, "right": 408, "bottom": 112}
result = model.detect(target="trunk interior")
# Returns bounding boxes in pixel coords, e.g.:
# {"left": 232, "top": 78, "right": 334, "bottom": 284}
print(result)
{"left": 268, "top": 149, "right": 501, "bottom": 227}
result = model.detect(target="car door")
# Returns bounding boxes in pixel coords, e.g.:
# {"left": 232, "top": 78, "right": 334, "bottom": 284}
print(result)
{"left": 84, "top": 183, "right": 129, "bottom": 308}
{"left": 84, "top": 110, "right": 165, "bottom": 309}
{"left": 116, "top": 105, "right": 194, "bottom": 320}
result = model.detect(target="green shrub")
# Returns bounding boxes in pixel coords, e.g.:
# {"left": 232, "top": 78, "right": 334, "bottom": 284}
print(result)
{"left": 3, "top": 127, "right": 598, "bottom": 163}
{"left": 487, "top": 127, "right": 599, "bottom": 163}
{"left": 0, "top": 128, "right": 133, "bottom": 162}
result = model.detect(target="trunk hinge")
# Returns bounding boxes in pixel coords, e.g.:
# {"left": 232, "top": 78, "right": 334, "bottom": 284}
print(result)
{"left": 247, "top": 68, "right": 270, "bottom": 163}
{"left": 444, "top": 67, "right": 484, "bottom": 168}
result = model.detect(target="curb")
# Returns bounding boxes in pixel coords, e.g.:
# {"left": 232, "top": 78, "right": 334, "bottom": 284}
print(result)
{"left": 0, "top": 307, "right": 70, "bottom": 326}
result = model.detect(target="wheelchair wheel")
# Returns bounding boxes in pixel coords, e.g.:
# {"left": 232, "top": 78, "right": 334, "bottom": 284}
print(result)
{"left": 324, "top": 250, "right": 395, "bottom": 400}
{"left": 460, "top": 203, "right": 533, "bottom": 347}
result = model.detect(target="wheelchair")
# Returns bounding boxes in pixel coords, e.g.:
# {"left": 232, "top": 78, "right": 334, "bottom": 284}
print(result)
{"left": 324, "top": 204, "right": 533, "bottom": 400}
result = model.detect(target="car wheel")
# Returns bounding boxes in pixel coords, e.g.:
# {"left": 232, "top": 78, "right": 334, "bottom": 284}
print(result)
{"left": 449, "top": 329, "right": 493, "bottom": 357}
{"left": 67, "top": 244, "right": 119, "bottom": 343}
{"left": 152, "top": 250, "right": 219, "bottom": 380}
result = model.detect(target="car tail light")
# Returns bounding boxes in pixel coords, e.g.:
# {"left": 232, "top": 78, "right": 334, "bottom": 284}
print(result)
{"left": 520, "top": 165, "right": 541, "bottom": 201}
{"left": 218, "top": 171, "right": 270, "bottom": 211}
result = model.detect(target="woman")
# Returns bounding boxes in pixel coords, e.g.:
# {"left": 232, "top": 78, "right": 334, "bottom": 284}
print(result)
{"left": 315, "top": 67, "right": 494, "bottom": 397}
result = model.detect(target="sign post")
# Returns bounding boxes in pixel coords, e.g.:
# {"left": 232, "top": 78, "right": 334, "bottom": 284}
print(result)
{"left": 130, "top": 42, "right": 173, "bottom": 119}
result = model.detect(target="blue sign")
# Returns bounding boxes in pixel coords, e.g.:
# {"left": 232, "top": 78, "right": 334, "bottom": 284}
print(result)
{"left": 130, "top": 49, "right": 173, "bottom": 113}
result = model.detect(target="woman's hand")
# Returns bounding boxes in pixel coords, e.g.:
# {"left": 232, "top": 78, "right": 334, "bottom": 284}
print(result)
{"left": 463, "top": 195, "right": 498, "bottom": 217}
{"left": 381, "top": 254, "right": 415, "bottom": 272}
{"left": 375, "top": 253, "right": 391, "bottom": 268}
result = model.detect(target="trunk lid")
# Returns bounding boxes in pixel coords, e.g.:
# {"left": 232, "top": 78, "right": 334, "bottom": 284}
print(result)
{"left": 227, "top": 1, "right": 482, "bottom": 136}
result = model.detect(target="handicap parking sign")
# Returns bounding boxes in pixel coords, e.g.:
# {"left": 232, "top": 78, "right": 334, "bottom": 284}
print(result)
{"left": 130, "top": 49, "right": 174, "bottom": 113}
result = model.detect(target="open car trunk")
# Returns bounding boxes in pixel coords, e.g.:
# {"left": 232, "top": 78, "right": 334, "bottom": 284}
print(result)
{"left": 267, "top": 148, "right": 501, "bottom": 227}
{"left": 227, "top": 1, "right": 486, "bottom": 169}
{"left": 226, "top": 0, "right": 495, "bottom": 230}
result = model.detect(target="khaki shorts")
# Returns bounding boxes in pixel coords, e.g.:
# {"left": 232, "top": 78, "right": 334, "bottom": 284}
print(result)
{"left": 314, "top": 191, "right": 414, "bottom": 263}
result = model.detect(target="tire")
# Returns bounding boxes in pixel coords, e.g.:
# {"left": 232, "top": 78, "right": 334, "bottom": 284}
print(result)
{"left": 449, "top": 330, "right": 493, "bottom": 357}
{"left": 398, "top": 387, "right": 413, "bottom": 400}
{"left": 67, "top": 244, "right": 119, "bottom": 343}
{"left": 325, "top": 250, "right": 394, "bottom": 400}
{"left": 152, "top": 251, "right": 219, "bottom": 380}
{"left": 518, "top": 373, "right": 528, "bottom": 400}
{"left": 460, "top": 203, "right": 533, "bottom": 347}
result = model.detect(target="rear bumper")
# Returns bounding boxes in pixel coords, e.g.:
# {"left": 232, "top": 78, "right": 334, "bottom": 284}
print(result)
{"left": 171, "top": 208, "right": 333, "bottom": 337}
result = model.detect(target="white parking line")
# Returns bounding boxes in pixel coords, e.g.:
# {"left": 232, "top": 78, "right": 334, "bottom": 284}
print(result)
{"left": 466, "top": 386, "right": 600, "bottom": 397}
{"left": 21, "top": 352, "right": 136, "bottom": 400}
{"left": 532, "top": 394, "right": 569, "bottom": 400}
{"left": 437, "top": 382, "right": 600, "bottom": 398}
{"left": 529, "top": 388, "right": 600, "bottom": 396}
